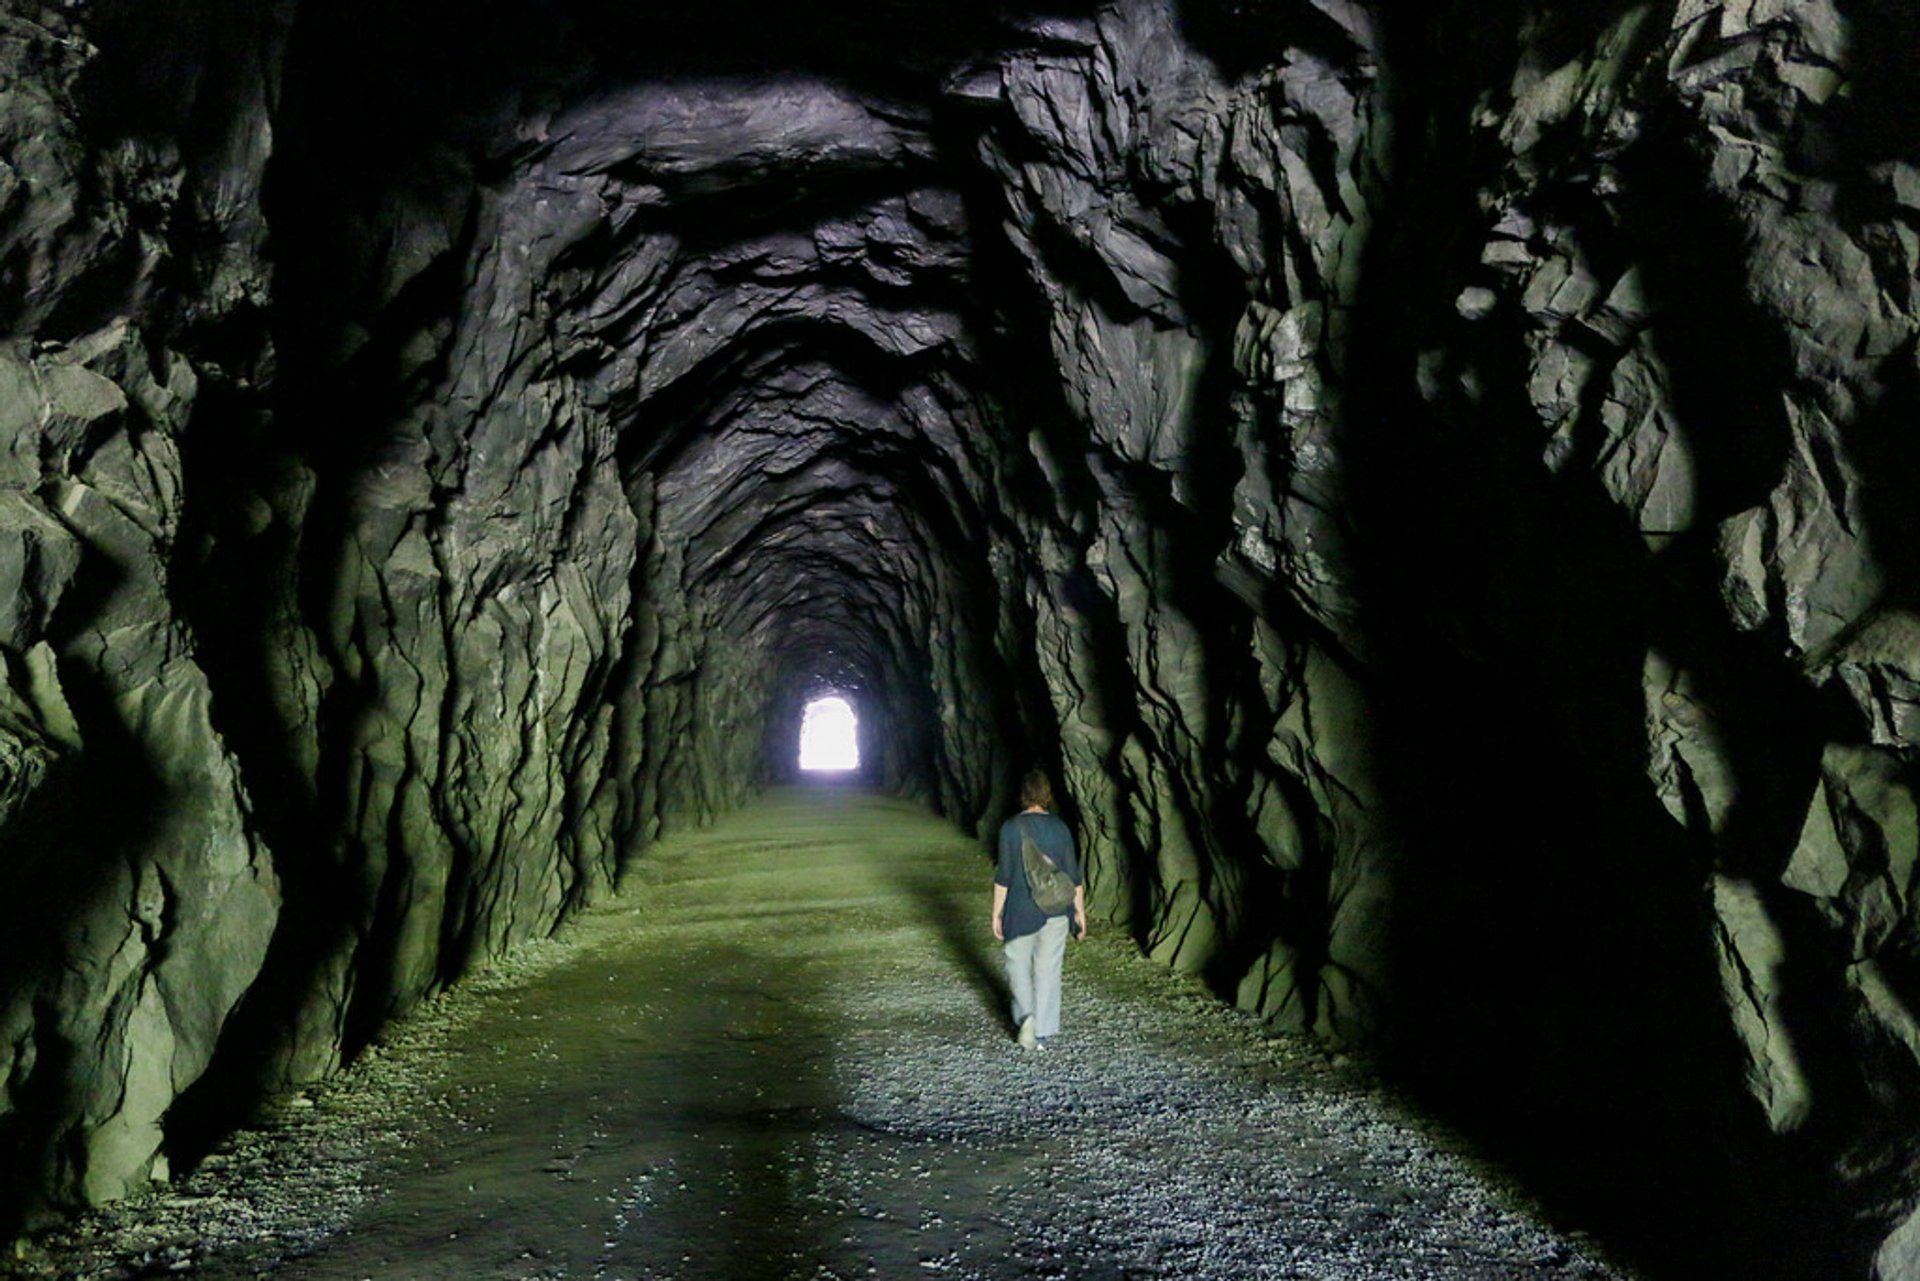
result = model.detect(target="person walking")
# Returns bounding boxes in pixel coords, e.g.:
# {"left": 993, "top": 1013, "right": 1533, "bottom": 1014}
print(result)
{"left": 991, "top": 769, "right": 1086, "bottom": 1049}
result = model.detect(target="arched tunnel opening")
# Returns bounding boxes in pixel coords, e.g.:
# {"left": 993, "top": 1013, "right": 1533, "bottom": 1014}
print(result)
{"left": 1, "top": 0, "right": 1918, "bottom": 1276}
{"left": 797, "top": 696, "right": 861, "bottom": 774}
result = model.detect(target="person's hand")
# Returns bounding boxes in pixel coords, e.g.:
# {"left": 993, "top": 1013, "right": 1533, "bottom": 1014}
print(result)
{"left": 1073, "top": 910, "right": 1087, "bottom": 940}
{"left": 991, "top": 913, "right": 1004, "bottom": 940}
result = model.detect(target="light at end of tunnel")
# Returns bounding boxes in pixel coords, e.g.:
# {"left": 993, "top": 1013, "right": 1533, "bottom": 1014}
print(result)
{"left": 799, "top": 696, "right": 860, "bottom": 772}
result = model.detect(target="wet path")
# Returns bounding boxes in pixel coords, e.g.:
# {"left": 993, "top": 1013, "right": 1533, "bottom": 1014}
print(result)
{"left": 21, "top": 786, "right": 1632, "bottom": 1279}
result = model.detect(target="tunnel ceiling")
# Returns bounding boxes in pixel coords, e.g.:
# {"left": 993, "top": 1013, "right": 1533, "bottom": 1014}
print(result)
{"left": 269, "top": 0, "right": 1055, "bottom": 753}
{"left": 7, "top": 1, "right": 1920, "bottom": 1274}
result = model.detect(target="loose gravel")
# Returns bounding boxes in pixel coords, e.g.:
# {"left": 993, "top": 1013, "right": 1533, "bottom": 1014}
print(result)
{"left": 5, "top": 787, "right": 1638, "bottom": 1280}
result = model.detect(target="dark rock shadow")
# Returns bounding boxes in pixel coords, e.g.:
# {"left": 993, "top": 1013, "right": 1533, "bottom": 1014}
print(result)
{"left": 1321, "top": 7, "right": 1857, "bottom": 1277}
{"left": 884, "top": 846, "right": 1009, "bottom": 1031}
{"left": 215, "top": 938, "right": 842, "bottom": 1278}
{"left": 620, "top": 943, "right": 839, "bottom": 1280}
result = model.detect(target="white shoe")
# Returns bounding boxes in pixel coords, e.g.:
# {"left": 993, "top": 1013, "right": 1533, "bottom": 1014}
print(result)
{"left": 1017, "top": 1016, "right": 1038, "bottom": 1049}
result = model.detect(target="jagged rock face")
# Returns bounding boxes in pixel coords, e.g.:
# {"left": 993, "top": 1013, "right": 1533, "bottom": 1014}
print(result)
{"left": 1, "top": 0, "right": 1918, "bottom": 1274}
{"left": 0, "top": 0, "right": 289, "bottom": 1208}
{"left": 1368, "top": 6, "right": 1920, "bottom": 1274}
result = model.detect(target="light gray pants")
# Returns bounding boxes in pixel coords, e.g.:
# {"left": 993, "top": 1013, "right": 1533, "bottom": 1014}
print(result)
{"left": 1004, "top": 915, "right": 1071, "bottom": 1038}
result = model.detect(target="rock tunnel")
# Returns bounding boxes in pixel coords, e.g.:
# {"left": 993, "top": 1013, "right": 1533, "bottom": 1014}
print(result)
{"left": 2, "top": 0, "right": 1919, "bottom": 1274}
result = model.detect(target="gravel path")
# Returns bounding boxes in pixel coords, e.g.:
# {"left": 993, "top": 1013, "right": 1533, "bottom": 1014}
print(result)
{"left": 9, "top": 786, "right": 1636, "bottom": 1280}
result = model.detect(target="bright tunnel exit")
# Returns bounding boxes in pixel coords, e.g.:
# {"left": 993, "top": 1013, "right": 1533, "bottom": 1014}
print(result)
{"left": 798, "top": 696, "right": 860, "bottom": 772}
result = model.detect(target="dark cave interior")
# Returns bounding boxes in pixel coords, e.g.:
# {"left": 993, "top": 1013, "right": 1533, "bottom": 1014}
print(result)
{"left": 2, "top": 1, "right": 1919, "bottom": 1276}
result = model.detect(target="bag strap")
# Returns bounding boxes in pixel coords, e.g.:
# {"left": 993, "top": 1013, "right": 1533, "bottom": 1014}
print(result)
{"left": 1020, "top": 828, "right": 1059, "bottom": 873}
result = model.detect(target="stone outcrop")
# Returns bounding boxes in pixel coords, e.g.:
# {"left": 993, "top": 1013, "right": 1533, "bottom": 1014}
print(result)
{"left": 0, "top": 0, "right": 288, "bottom": 1211}
{"left": 0, "top": 0, "right": 1916, "bottom": 1275}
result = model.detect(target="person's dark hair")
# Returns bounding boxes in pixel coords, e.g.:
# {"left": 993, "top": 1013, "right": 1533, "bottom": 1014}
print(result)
{"left": 1020, "top": 769, "right": 1054, "bottom": 810}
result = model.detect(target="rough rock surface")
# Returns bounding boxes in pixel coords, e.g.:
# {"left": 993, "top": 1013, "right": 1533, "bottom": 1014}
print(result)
{"left": 0, "top": 0, "right": 1915, "bottom": 1275}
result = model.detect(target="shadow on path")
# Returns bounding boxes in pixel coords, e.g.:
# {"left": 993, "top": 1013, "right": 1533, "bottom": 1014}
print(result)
{"left": 54, "top": 785, "right": 1641, "bottom": 1281}
{"left": 885, "top": 848, "right": 1009, "bottom": 1035}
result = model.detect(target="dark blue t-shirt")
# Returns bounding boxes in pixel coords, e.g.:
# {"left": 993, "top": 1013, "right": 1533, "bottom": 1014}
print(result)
{"left": 995, "top": 810, "right": 1081, "bottom": 941}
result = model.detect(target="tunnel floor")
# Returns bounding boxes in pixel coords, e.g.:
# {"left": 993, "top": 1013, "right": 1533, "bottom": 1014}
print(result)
{"left": 19, "top": 787, "right": 1633, "bottom": 1279}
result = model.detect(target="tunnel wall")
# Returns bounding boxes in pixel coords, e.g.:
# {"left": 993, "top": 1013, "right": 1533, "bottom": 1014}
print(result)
{"left": 971, "top": 0, "right": 1397, "bottom": 1048}
{"left": 0, "top": 0, "right": 291, "bottom": 1212}
{"left": 0, "top": 0, "right": 1022, "bottom": 1231}
{"left": 964, "top": 1, "right": 1920, "bottom": 1271}
{"left": 0, "top": 0, "right": 788, "bottom": 1224}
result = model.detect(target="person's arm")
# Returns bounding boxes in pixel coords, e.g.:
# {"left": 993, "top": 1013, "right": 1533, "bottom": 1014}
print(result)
{"left": 991, "top": 882, "right": 1008, "bottom": 940}
{"left": 1071, "top": 881, "right": 1087, "bottom": 940}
